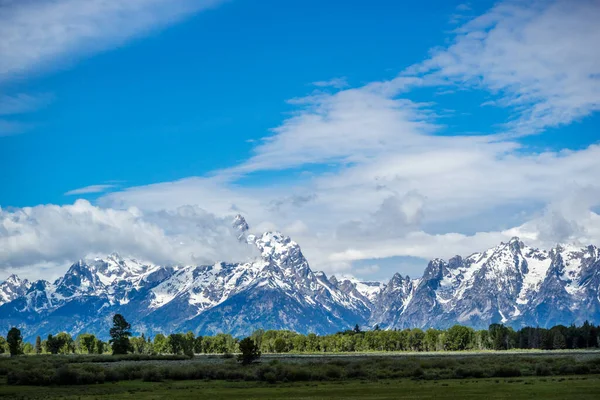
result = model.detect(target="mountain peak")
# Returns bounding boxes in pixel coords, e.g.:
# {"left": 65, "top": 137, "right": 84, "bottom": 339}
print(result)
{"left": 5, "top": 274, "right": 24, "bottom": 285}
{"left": 108, "top": 252, "right": 124, "bottom": 261}
{"left": 506, "top": 236, "right": 524, "bottom": 247}
{"left": 0, "top": 235, "right": 599, "bottom": 340}
{"left": 233, "top": 214, "right": 249, "bottom": 232}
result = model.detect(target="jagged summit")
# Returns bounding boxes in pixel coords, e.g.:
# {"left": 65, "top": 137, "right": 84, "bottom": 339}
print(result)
{"left": 0, "top": 274, "right": 32, "bottom": 305}
{"left": 0, "top": 235, "right": 599, "bottom": 341}
{"left": 232, "top": 214, "right": 249, "bottom": 238}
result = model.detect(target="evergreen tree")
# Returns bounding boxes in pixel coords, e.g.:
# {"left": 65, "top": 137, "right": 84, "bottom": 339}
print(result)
{"left": 237, "top": 337, "right": 261, "bottom": 365}
{"left": 552, "top": 331, "right": 567, "bottom": 349}
{"left": 109, "top": 314, "right": 132, "bottom": 355}
{"left": 488, "top": 324, "right": 509, "bottom": 350}
{"left": 168, "top": 333, "right": 185, "bottom": 354}
{"left": 7, "top": 327, "right": 22, "bottom": 357}
{"left": 35, "top": 336, "right": 42, "bottom": 354}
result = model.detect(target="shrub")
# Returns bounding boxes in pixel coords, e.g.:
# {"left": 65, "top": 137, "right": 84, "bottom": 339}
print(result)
{"left": 264, "top": 371, "right": 277, "bottom": 384}
{"left": 493, "top": 366, "right": 522, "bottom": 378}
{"left": 535, "top": 364, "right": 551, "bottom": 376}
{"left": 142, "top": 367, "right": 164, "bottom": 382}
{"left": 412, "top": 367, "right": 425, "bottom": 379}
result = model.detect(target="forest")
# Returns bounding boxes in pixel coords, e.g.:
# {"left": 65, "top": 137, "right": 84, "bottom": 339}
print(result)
{"left": 2, "top": 320, "right": 599, "bottom": 356}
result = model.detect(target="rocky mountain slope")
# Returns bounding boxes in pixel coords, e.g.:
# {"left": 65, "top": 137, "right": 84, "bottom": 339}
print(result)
{"left": 0, "top": 216, "right": 599, "bottom": 341}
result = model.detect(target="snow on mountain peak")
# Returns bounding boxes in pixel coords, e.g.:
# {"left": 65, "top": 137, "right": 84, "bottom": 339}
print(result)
{"left": 5, "top": 274, "right": 26, "bottom": 286}
{"left": 0, "top": 231, "right": 599, "bottom": 340}
{"left": 232, "top": 214, "right": 249, "bottom": 232}
{"left": 0, "top": 274, "right": 32, "bottom": 305}
{"left": 333, "top": 275, "right": 386, "bottom": 303}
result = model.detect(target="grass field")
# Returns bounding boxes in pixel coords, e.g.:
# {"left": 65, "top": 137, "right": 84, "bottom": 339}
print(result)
{"left": 2, "top": 352, "right": 600, "bottom": 399}
{"left": 1, "top": 375, "right": 599, "bottom": 399}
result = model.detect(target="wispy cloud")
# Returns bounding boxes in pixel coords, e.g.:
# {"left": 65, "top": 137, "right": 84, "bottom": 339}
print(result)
{"left": 95, "top": 0, "right": 600, "bottom": 278}
{"left": 0, "top": 119, "right": 31, "bottom": 137}
{"left": 0, "top": 92, "right": 53, "bottom": 136}
{"left": 312, "top": 77, "right": 349, "bottom": 89}
{"left": 0, "top": 0, "right": 225, "bottom": 82}
{"left": 65, "top": 184, "right": 117, "bottom": 196}
{"left": 0, "top": 0, "right": 224, "bottom": 137}
{"left": 0, "top": 93, "right": 53, "bottom": 116}
{"left": 408, "top": 0, "right": 600, "bottom": 135}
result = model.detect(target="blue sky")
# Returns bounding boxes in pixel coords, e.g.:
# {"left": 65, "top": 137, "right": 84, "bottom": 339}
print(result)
{"left": 1, "top": 0, "right": 599, "bottom": 281}
{"left": 1, "top": 0, "right": 496, "bottom": 206}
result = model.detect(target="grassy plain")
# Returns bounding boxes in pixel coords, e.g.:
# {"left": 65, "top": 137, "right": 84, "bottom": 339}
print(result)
{"left": 1, "top": 376, "right": 600, "bottom": 399}
{"left": 1, "top": 351, "right": 600, "bottom": 399}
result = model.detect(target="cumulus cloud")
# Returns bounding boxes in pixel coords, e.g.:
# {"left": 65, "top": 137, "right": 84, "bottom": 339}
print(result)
{"left": 507, "top": 187, "right": 600, "bottom": 246}
{"left": 0, "top": 200, "right": 257, "bottom": 275}
{"left": 337, "top": 192, "right": 426, "bottom": 240}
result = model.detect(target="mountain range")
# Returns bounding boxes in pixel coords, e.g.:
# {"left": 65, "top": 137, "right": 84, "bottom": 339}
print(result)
{"left": 1, "top": 215, "right": 599, "bottom": 341}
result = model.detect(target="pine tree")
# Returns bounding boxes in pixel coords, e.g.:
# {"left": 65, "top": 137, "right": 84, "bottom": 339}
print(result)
{"left": 7, "top": 327, "right": 22, "bottom": 357}
{"left": 109, "top": 314, "right": 132, "bottom": 355}
{"left": 35, "top": 336, "right": 42, "bottom": 354}
{"left": 552, "top": 331, "right": 567, "bottom": 349}
{"left": 237, "top": 337, "right": 261, "bottom": 365}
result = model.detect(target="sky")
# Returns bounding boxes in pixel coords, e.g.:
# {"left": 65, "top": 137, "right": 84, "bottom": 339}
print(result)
{"left": 1, "top": 0, "right": 599, "bottom": 282}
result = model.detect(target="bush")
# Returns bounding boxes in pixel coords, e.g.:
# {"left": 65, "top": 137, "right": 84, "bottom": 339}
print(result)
{"left": 493, "top": 366, "right": 522, "bottom": 378}
{"left": 264, "top": 371, "right": 277, "bottom": 384}
{"left": 324, "top": 366, "right": 343, "bottom": 379}
{"left": 142, "top": 367, "right": 164, "bottom": 382}
{"left": 412, "top": 367, "right": 425, "bottom": 379}
{"left": 535, "top": 364, "right": 551, "bottom": 376}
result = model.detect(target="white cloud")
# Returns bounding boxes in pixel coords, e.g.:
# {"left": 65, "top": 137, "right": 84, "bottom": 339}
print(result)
{"left": 223, "top": 88, "right": 437, "bottom": 174}
{"left": 65, "top": 184, "right": 116, "bottom": 196}
{"left": 2, "top": 0, "right": 600, "bottom": 282}
{"left": 0, "top": 92, "right": 51, "bottom": 136}
{"left": 354, "top": 264, "right": 380, "bottom": 276}
{"left": 408, "top": 0, "right": 600, "bottom": 135}
{"left": 96, "top": 13, "right": 600, "bottom": 274}
{"left": 0, "top": 0, "right": 224, "bottom": 82}
{"left": 312, "top": 77, "right": 349, "bottom": 89}
{"left": 0, "top": 200, "right": 257, "bottom": 277}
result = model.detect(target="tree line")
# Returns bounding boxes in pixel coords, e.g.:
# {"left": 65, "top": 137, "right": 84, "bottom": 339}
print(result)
{"left": 2, "top": 317, "right": 599, "bottom": 357}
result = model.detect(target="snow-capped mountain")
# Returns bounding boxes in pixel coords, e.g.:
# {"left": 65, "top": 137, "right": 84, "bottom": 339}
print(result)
{"left": 0, "top": 275, "right": 31, "bottom": 305}
{"left": 384, "top": 238, "right": 600, "bottom": 330}
{"left": 1, "top": 216, "right": 599, "bottom": 341}
{"left": 0, "top": 216, "right": 369, "bottom": 340}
